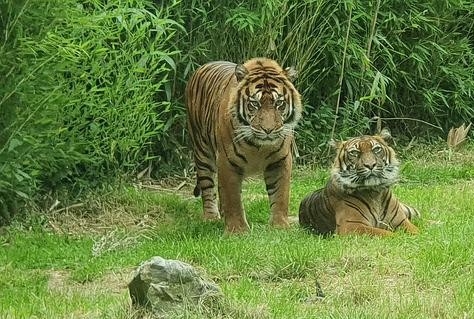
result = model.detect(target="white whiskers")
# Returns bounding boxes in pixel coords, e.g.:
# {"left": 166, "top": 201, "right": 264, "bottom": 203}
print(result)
{"left": 233, "top": 124, "right": 295, "bottom": 144}
{"left": 233, "top": 126, "right": 254, "bottom": 143}
{"left": 334, "top": 163, "right": 399, "bottom": 191}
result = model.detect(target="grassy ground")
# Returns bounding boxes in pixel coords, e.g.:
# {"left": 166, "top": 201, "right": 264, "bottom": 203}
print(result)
{"left": 1, "top": 144, "right": 474, "bottom": 318}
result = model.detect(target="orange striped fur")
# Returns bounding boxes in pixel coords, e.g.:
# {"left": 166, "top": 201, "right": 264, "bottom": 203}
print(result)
{"left": 185, "top": 58, "right": 302, "bottom": 233}
{"left": 299, "top": 130, "right": 420, "bottom": 236}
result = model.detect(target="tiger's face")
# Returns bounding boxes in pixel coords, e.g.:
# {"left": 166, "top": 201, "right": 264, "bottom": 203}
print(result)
{"left": 331, "top": 131, "right": 399, "bottom": 191}
{"left": 231, "top": 59, "right": 302, "bottom": 146}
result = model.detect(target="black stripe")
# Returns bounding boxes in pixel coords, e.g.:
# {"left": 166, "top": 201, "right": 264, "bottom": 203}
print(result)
{"left": 283, "top": 108, "right": 296, "bottom": 124}
{"left": 322, "top": 191, "right": 336, "bottom": 216}
{"left": 216, "top": 129, "right": 241, "bottom": 174}
{"left": 229, "top": 160, "right": 244, "bottom": 175}
{"left": 389, "top": 202, "right": 400, "bottom": 224}
{"left": 221, "top": 140, "right": 244, "bottom": 176}
{"left": 236, "top": 91, "right": 251, "bottom": 126}
{"left": 195, "top": 156, "right": 215, "bottom": 173}
{"left": 248, "top": 74, "right": 285, "bottom": 84}
{"left": 265, "top": 178, "right": 281, "bottom": 196}
{"left": 200, "top": 185, "right": 214, "bottom": 192}
{"left": 244, "top": 138, "right": 259, "bottom": 149}
{"left": 380, "top": 191, "right": 392, "bottom": 221}
{"left": 256, "top": 82, "right": 277, "bottom": 89}
{"left": 232, "top": 142, "right": 248, "bottom": 163}
{"left": 197, "top": 176, "right": 214, "bottom": 184}
{"left": 344, "top": 200, "right": 371, "bottom": 222}
{"left": 193, "top": 133, "right": 213, "bottom": 156}
{"left": 394, "top": 218, "right": 405, "bottom": 229}
{"left": 265, "top": 154, "right": 288, "bottom": 172}
{"left": 350, "top": 195, "right": 377, "bottom": 222}
{"left": 265, "top": 140, "right": 286, "bottom": 160}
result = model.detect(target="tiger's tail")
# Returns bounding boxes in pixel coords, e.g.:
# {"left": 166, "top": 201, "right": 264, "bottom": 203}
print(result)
{"left": 193, "top": 183, "right": 201, "bottom": 197}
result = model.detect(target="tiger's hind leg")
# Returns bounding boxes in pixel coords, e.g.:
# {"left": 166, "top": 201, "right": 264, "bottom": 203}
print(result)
{"left": 396, "top": 203, "right": 420, "bottom": 234}
{"left": 403, "top": 204, "right": 421, "bottom": 220}
{"left": 398, "top": 219, "right": 419, "bottom": 235}
{"left": 194, "top": 160, "right": 221, "bottom": 221}
{"left": 337, "top": 222, "right": 394, "bottom": 236}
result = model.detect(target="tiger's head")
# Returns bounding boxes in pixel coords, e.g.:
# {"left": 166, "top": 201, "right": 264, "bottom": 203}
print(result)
{"left": 331, "top": 129, "right": 400, "bottom": 192}
{"left": 231, "top": 58, "right": 302, "bottom": 146}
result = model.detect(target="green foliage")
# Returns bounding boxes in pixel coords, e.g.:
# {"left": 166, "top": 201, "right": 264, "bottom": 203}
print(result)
{"left": 1, "top": 0, "right": 474, "bottom": 223}
{"left": 0, "top": 0, "right": 185, "bottom": 223}
{"left": 169, "top": 0, "right": 474, "bottom": 151}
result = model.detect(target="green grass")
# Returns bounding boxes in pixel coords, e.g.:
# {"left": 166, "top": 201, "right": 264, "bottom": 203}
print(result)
{"left": 1, "top": 146, "right": 474, "bottom": 318}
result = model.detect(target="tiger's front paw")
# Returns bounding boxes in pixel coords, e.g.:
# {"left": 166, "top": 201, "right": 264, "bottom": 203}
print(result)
{"left": 270, "top": 216, "right": 291, "bottom": 229}
{"left": 203, "top": 211, "right": 221, "bottom": 221}
{"left": 224, "top": 217, "right": 250, "bottom": 234}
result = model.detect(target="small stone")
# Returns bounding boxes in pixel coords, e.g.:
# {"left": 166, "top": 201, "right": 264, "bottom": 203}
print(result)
{"left": 128, "top": 256, "right": 223, "bottom": 315}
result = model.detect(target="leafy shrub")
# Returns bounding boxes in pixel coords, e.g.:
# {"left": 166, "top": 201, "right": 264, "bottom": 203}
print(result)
{"left": 0, "top": 0, "right": 184, "bottom": 224}
{"left": 1, "top": 0, "right": 473, "bottom": 224}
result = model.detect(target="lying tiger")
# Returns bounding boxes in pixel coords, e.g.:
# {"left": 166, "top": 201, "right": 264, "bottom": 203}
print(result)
{"left": 299, "top": 129, "right": 420, "bottom": 236}
{"left": 185, "top": 58, "right": 302, "bottom": 233}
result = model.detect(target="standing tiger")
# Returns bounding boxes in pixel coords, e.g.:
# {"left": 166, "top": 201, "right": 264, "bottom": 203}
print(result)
{"left": 299, "top": 129, "right": 420, "bottom": 236}
{"left": 185, "top": 58, "right": 302, "bottom": 233}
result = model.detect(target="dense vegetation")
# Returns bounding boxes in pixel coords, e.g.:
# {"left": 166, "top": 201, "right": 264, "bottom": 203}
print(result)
{"left": 1, "top": 0, "right": 473, "bottom": 224}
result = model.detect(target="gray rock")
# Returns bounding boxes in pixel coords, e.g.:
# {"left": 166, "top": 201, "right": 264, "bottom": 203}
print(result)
{"left": 128, "top": 256, "right": 223, "bottom": 315}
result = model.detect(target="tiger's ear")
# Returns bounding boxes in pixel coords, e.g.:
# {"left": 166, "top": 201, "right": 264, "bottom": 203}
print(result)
{"left": 379, "top": 127, "right": 392, "bottom": 143}
{"left": 328, "top": 139, "right": 343, "bottom": 150}
{"left": 284, "top": 66, "right": 297, "bottom": 81}
{"left": 235, "top": 64, "right": 249, "bottom": 82}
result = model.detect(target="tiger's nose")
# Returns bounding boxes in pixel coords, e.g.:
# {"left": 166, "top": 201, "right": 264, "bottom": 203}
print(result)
{"left": 262, "top": 127, "right": 274, "bottom": 134}
{"left": 364, "top": 162, "right": 376, "bottom": 170}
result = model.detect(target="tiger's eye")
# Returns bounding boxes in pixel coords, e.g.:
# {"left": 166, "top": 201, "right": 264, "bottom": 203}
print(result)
{"left": 348, "top": 150, "right": 359, "bottom": 158}
{"left": 373, "top": 145, "right": 383, "bottom": 154}
{"left": 275, "top": 99, "right": 286, "bottom": 109}
{"left": 249, "top": 100, "right": 260, "bottom": 109}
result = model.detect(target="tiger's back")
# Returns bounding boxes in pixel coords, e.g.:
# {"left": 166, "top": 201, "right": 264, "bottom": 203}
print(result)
{"left": 185, "top": 61, "right": 237, "bottom": 179}
{"left": 299, "top": 131, "right": 420, "bottom": 237}
{"left": 298, "top": 188, "right": 336, "bottom": 236}
{"left": 185, "top": 58, "right": 302, "bottom": 233}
